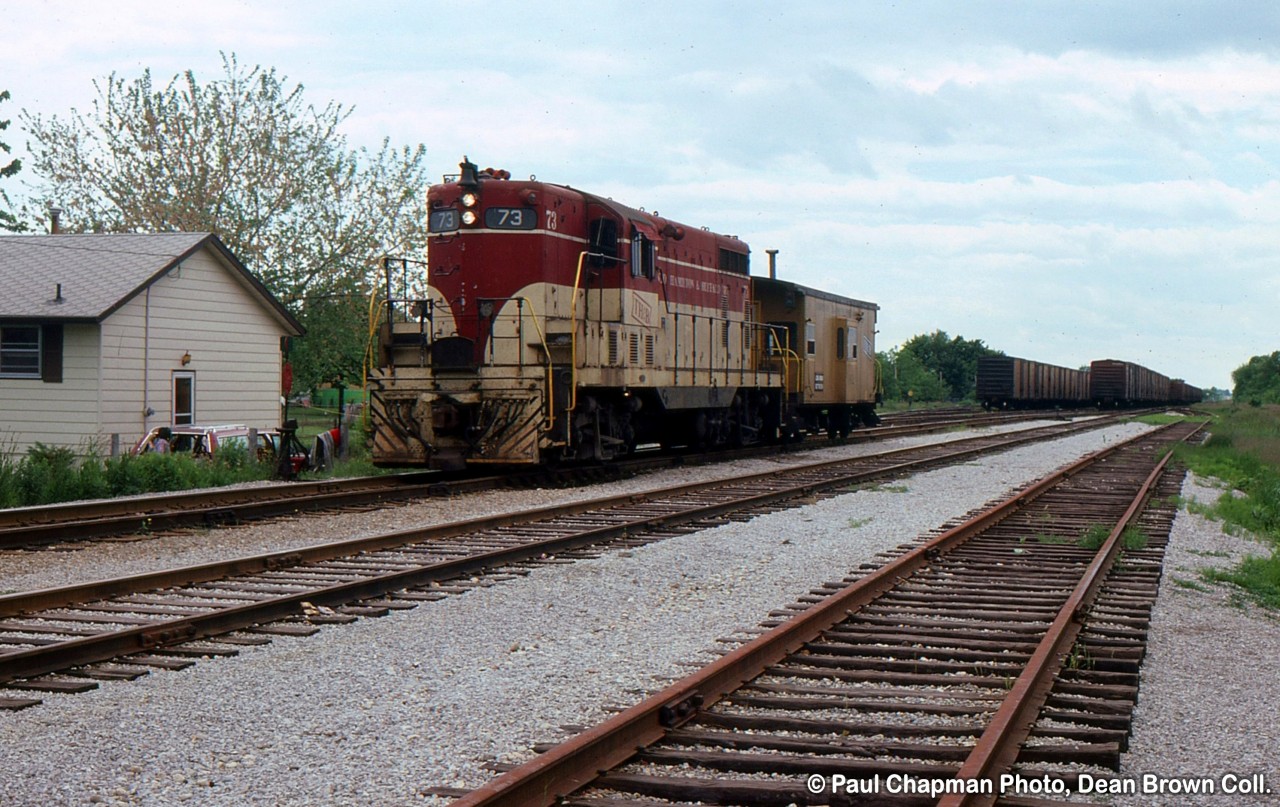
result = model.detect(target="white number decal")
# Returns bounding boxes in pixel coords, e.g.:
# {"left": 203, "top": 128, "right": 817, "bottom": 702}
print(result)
{"left": 546, "top": 210, "right": 557, "bottom": 231}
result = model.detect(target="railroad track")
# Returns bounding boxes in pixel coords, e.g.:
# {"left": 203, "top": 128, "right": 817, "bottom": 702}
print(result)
{"left": 439, "top": 419, "right": 1204, "bottom": 807}
{"left": 0, "top": 414, "right": 1139, "bottom": 710}
{"left": 0, "top": 408, "right": 1093, "bottom": 549}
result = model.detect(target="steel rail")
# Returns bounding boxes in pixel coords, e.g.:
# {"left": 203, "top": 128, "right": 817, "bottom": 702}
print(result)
{"left": 447, "top": 420, "right": 1200, "bottom": 807}
{"left": 0, "top": 414, "right": 1122, "bottom": 619}
{"left": 0, "top": 409, "right": 1108, "bottom": 548}
{"left": 0, "top": 417, "right": 1141, "bottom": 690}
{"left": 939, "top": 436, "right": 1193, "bottom": 806}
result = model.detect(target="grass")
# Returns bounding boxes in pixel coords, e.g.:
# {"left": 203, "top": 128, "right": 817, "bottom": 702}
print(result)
{"left": 1076, "top": 524, "right": 1148, "bottom": 551}
{"left": 1172, "top": 402, "right": 1280, "bottom": 610}
{"left": 1203, "top": 554, "right": 1280, "bottom": 609}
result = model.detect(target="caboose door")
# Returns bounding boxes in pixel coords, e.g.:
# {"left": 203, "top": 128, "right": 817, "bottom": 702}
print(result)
{"left": 831, "top": 317, "right": 850, "bottom": 401}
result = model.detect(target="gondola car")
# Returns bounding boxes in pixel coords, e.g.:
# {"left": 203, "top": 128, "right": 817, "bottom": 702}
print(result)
{"left": 366, "top": 158, "right": 881, "bottom": 469}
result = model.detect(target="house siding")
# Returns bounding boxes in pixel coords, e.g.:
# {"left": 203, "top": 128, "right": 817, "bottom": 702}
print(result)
{"left": 99, "top": 247, "right": 287, "bottom": 450}
{"left": 0, "top": 324, "right": 102, "bottom": 458}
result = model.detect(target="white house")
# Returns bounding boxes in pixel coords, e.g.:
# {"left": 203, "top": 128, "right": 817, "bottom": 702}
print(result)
{"left": 0, "top": 232, "right": 303, "bottom": 457}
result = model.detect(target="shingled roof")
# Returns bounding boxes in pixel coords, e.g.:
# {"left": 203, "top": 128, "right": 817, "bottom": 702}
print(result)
{"left": 0, "top": 232, "right": 302, "bottom": 334}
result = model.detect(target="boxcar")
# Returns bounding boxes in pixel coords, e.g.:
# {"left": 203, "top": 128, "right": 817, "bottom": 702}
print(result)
{"left": 977, "top": 355, "right": 1090, "bottom": 410}
{"left": 1090, "top": 359, "right": 1171, "bottom": 407}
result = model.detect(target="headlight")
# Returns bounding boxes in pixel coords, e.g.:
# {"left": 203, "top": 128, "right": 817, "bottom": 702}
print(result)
{"left": 461, "top": 193, "right": 478, "bottom": 208}
{"left": 461, "top": 210, "right": 477, "bottom": 225}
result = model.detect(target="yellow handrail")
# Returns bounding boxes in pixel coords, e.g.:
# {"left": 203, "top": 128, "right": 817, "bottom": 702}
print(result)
{"left": 568, "top": 251, "right": 589, "bottom": 414}
{"left": 510, "top": 296, "right": 557, "bottom": 434}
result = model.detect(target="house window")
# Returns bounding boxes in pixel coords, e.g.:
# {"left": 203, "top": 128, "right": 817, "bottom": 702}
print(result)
{"left": 173, "top": 372, "right": 196, "bottom": 425}
{"left": 0, "top": 325, "right": 40, "bottom": 377}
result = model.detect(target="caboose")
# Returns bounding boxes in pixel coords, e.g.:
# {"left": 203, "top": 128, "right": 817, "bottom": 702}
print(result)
{"left": 368, "top": 158, "right": 879, "bottom": 469}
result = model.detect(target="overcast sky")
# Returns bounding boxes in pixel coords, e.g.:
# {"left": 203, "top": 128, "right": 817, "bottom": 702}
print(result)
{"left": 5, "top": 1, "right": 1279, "bottom": 390}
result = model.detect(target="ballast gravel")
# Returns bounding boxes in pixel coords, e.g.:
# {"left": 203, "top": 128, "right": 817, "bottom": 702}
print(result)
{"left": 0, "top": 419, "right": 1268, "bottom": 806}
{"left": 1110, "top": 473, "right": 1280, "bottom": 807}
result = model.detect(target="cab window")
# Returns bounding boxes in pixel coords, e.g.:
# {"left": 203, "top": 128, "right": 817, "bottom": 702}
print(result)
{"left": 631, "top": 232, "right": 655, "bottom": 279}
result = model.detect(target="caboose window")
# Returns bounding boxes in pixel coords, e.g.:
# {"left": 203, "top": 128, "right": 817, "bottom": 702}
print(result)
{"left": 631, "top": 232, "right": 655, "bottom": 279}
{"left": 429, "top": 208, "right": 459, "bottom": 233}
{"left": 835, "top": 327, "right": 845, "bottom": 359}
{"left": 484, "top": 208, "right": 537, "bottom": 229}
{"left": 0, "top": 325, "right": 40, "bottom": 377}
{"left": 805, "top": 321, "right": 817, "bottom": 356}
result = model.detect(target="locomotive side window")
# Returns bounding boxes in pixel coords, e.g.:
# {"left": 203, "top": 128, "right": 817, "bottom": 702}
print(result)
{"left": 836, "top": 327, "right": 845, "bottom": 359}
{"left": 805, "top": 321, "right": 817, "bottom": 355}
{"left": 484, "top": 207, "right": 538, "bottom": 229}
{"left": 718, "top": 248, "right": 749, "bottom": 275}
{"left": 588, "top": 218, "right": 619, "bottom": 267}
{"left": 429, "top": 208, "right": 459, "bottom": 233}
{"left": 631, "top": 232, "right": 655, "bottom": 279}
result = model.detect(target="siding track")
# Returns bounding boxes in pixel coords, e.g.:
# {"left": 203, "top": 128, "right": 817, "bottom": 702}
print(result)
{"left": 442, "top": 420, "right": 1204, "bottom": 807}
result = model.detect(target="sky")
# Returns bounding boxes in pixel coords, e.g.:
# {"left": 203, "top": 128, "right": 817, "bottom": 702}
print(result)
{"left": 4, "top": 1, "right": 1279, "bottom": 391}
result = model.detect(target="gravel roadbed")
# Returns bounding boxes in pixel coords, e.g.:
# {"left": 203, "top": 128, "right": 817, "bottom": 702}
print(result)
{"left": 1109, "top": 473, "right": 1280, "bottom": 807}
{"left": 0, "top": 420, "right": 1204, "bottom": 807}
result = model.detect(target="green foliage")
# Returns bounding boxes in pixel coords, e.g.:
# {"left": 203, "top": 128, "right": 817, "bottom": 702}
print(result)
{"left": 289, "top": 290, "right": 377, "bottom": 394}
{"left": 0, "top": 89, "right": 26, "bottom": 233}
{"left": 1204, "top": 553, "right": 1280, "bottom": 609}
{"left": 0, "top": 445, "right": 274, "bottom": 508}
{"left": 1078, "top": 524, "right": 1112, "bottom": 550}
{"left": 21, "top": 54, "right": 432, "bottom": 392}
{"left": 1176, "top": 403, "right": 1280, "bottom": 609}
{"left": 1121, "top": 526, "right": 1148, "bottom": 550}
{"left": 877, "top": 330, "right": 1000, "bottom": 403}
{"left": 878, "top": 346, "right": 949, "bottom": 403}
{"left": 1231, "top": 352, "right": 1280, "bottom": 405}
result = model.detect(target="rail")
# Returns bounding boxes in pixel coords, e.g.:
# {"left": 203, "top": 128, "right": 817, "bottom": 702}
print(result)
{"left": 447, "top": 419, "right": 1205, "bottom": 807}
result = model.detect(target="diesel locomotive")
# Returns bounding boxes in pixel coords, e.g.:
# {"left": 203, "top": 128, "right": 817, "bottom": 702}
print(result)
{"left": 367, "top": 158, "right": 881, "bottom": 469}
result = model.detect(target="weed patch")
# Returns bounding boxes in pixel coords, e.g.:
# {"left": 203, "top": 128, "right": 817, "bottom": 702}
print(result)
{"left": 1202, "top": 554, "right": 1280, "bottom": 610}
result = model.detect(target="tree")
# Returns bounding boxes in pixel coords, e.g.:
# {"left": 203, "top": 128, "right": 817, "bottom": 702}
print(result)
{"left": 878, "top": 347, "right": 950, "bottom": 403}
{"left": 22, "top": 54, "right": 430, "bottom": 390}
{"left": 0, "top": 89, "right": 25, "bottom": 233}
{"left": 1232, "top": 352, "right": 1280, "bottom": 405}
{"left": 898, "top": 330, "right": 1000, "bottom": 401}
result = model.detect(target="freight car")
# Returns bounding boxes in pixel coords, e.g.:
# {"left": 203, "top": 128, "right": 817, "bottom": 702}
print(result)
{"left": 1169, "top": 378, "right": 1204, "bottom": 405}
{"left": 976, "top": 355, "right": 1090, "bottom": 410}
{"left": 1089, "top": 359, "right": 1172, "bottom": 407}
{"left": 367, "top": 158, "right": 880, "bottom": 469}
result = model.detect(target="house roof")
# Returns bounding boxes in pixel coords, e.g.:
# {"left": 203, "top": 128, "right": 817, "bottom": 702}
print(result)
{"left": 0, "top": 232, "right": 304, "bottom": 335}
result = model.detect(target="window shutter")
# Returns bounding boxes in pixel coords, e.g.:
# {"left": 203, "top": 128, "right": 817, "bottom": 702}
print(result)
{"left": 41, "top": 324, "right": 63, "bottom": 383}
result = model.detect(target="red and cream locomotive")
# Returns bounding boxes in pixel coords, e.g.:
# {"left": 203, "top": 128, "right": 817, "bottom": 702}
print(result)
{"left": 368, "top": 158, "right": 880, "bottom": 469}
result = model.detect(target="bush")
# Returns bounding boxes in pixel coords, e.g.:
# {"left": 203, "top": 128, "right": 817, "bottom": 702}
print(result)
{"left": 0, "top": 442, "right": 276, "bottom": 509}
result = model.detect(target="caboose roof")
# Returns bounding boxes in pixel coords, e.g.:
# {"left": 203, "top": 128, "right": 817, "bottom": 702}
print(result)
{"left": 754, "top": 275, "right": 879, "bottom": 312}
